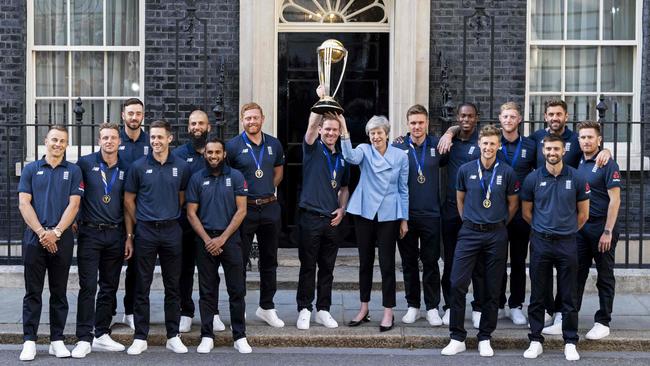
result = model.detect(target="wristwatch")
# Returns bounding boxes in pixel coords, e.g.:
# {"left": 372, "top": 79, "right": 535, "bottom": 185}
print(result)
{"left": 127, "top": 233, "right": 135, "bottom": 239}
{"left": 53, "top": 227, "right": 63, "bottom": 238}
{"left": 603, "top": 229, "right": 612, "bottom": 235}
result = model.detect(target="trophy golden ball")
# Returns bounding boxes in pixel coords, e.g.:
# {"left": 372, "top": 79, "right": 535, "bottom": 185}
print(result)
{"left": 318, "top": 39, "right": 346, "bottom": 63}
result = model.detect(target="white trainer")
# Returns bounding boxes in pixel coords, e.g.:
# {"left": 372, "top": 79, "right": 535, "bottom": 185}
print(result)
{"left": 19, "top": 340, "right": 36, "bottom": 361}
{"left": 234, "top": 337, "right": 252, "bottom": 354}
{"left": 165, "top": 335, "right": 188, "bottom": 354}
{"left": 92, "top": 334, "right": 125, "bottom": 352}
{"left": 196, "top": 337, "right": 214, "bottom": 354}
{"left": 585, "top": 322, "right": 610, "bottom": 340}
{"left": 71, "top": 341, "right": 91, "bottom": 358}
{"left": 523, "top": 341, "right": 543, "bottom": 359}
{"left": 109, "top": 314, "right": 121, "bottom": 328}
{"left": 478, "top": 340, "right": 494, "bottom": 357}
{"left": 509, "top": 307, "right": 527, "bottom": 325}
{"left": 544, "top": 312, "right": 553, "bottom": 326}
{"left": 48, "top": 340, "right": 71, "bottom": 358}
{"left": 123, "top": 314, "right": 135, "bottom": 330}
{"left": 213, "top": 314, "right": 226, "bottom": 332}
{"left": 256, "top": 307, "right": 285, "bottom": 328}
{"left": 441, "top": 339, "right": 466, "bottom": 355}
{"left": 497, "top": 308, "right": 506, "bottom": 320}
{"left": 127, "top": 339, "right": 148, "bottom": 355}
{"left": 296, "top": 309, "right": 311, "bottom": 330}
{"left": 472, "top": 311, "right": 481, "bottom": 329}
{"left": 542, "top": 312, "right": 563, "bottom": 335}
{"left": 401, "top": 307, "right": 420, "bottom": 324}
{"left": 441, "top": 310, "right": 450, "bottom": 325}
{"left": 179, "top": 316, "right": 193, "bottom": 333}
{"left": 426, "top": 309, "right": 443, "bottom": 326}
{"left": 315, "top": 310, "right": 338, "bottom": 328}
{"left": 564, "top": 343, "right": 580, "bottom": 361}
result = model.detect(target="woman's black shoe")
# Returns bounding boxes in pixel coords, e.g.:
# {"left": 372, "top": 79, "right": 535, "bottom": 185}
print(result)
{"left": 379, "top": 316, "right": 394, "bottom": 332}
{"left": 347, "top": 312, "right": 370, "bottom": 327}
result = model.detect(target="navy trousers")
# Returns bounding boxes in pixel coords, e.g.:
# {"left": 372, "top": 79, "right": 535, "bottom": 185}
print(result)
{"left": 178, "top": 215, "right": 199, "bottom": 318}
{"left": 499, "top": 214, "right": 531, "bottom": 309}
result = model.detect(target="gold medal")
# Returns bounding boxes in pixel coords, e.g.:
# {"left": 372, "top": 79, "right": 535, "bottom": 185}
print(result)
{"left": 102, "top": 195, "right": 111, "bottom": 204}
{"left": 255, "top": 169, "right": 264, "bottom": 178}
{"left": 417, "top": 174, "right": 426, "bottom": 184}
{"left": 331, "top": 179, "right": 337, "bottom": 189}
{"left": 483, "top": 199, "right": 491, "bottom": 208}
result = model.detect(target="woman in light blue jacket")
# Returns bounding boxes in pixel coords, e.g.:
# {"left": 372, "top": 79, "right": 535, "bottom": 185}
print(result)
{"left": 335, "top": 114, "right": 409, "bottom": 332}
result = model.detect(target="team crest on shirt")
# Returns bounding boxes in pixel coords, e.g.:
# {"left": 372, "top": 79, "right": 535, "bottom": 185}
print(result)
{"left": 267, "top": 146, "right": 273, "bottom": 155}
{"left": 186, "top": 157, "right": 193, "bottom": 163}
{"left": 521, "top": 149, "right": 527, "bottom": 158}
{"left": 565, "top": 180, "right": 572, "bottom": 190}
{"left": 496, "top": 175, "right": 503, "bottom": 185}
{"left": 565, "top": 142, "right": 571, "bottom": 152}
{"left": 63, "top": 171, "right": 69, "bottom": 180}
{"left": 92, "top": 166, "right": 100, "bottom": 171}
{"left": 430, "top": 148, "right": 436, "bottom": 157}
{"left": 468, "top": 146, "right": 476, "bottom": 155}
{"left": 341, "top": 160, "right": 345, "bottom": 166}
{"left": 592, "top": 165, "right": 598, "bottom": 173}
{"left": 144, "top": 146, "right": 149, "bottom": 155}
{"left": 226, "top": 177, "right": 232, "bottom": 187}
{"left": 119, "top": 146, "right": 126, "bottom": 150}
{"left": 145, "top": 169, "right": 153, "bottom": 174}
{"left": 172, "top": 167, "right": 178, "bottom": 177}
{"left": 119, "top": 171, "right": 125, "bottom": 180}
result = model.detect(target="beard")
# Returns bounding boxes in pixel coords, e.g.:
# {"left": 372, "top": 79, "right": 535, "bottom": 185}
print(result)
{"left": 190, "top": 131, "right": 208, "bottom": 151}
{"left": 206, "top": 159, "right": 225, "bottom": 175}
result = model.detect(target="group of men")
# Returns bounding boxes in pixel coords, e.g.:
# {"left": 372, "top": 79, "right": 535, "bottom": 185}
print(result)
{"left": 17, "top": 95, "right": 620, "bottom": 362}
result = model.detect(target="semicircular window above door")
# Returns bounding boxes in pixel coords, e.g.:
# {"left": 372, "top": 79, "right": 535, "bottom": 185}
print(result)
{"left": 280, "top": 0, "right": 388, "bottom": 24}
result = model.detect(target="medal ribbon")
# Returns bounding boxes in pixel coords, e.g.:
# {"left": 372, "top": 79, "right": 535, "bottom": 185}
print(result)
{"left": 319, "top": 140, "right": 340, "bottom": 181}
{"left": 477, "top": 159, "right": 499, "bottom": 200}
{"left": 99, "top": 162, "right": 119, "bottom": 198}
{"left": 501, "top": 136, "right": 523, "bottom": 168}
{"left": 407, "top": 136, "right": 427, "bottom": 176}
{"left": 241, "top": 132, "right": 265, "bottom": 173}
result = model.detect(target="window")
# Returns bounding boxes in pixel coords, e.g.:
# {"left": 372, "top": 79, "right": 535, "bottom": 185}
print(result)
{"left": 526, "top": 0, "right": 641, "bottom": 123}
{"left": 26, "top": 0, "right": 144, "bottom": 159}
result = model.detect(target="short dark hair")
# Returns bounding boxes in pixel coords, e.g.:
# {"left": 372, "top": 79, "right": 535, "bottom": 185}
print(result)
{"left": 577, "top": 120, "right": 601, "bottom": 136}
{"left": 406, "top": 104, "right": 428, "bottom": 120}
{"left": 149, "top": 119, "right": 171, "bottom": 133}
{"left": 457, "top": 102, "right": 478, "bottom": 116}
{"left": 98, "top": 122, "right": 120, "bottom": 135}
{"left": 479, "top": 124, "right": 501, "bottom": 140}
{"left": 48, "top": 125, "right": 68, "bottom": 135}
{"left": 544, "top": 99, "right": 568, "bottom": 114}
{"left": 206, "top": 134, "right": 225, "bottom": 149}
{"left": 542, "top": 133, "right": 565, "bottom": 146}
{"left": 123, "top": 98, "right": 144, "bottom": 110}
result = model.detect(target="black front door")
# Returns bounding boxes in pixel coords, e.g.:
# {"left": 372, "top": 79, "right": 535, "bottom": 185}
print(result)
{"left": 277, "top": 32, "right": 390, "bottom": 248}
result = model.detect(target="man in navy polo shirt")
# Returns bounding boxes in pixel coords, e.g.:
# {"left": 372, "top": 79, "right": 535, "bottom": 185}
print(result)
{"left": 18, "top": 126, "right": 84, "bottom": 361}
{"left": 495, "top": 102, "right": 536, "bottom": 326}
{"left": 392, "top": 104, "right": 444, "bottom": 326}
{"left": 441, "top": 125, "right": 518, "bottom": 357}
{"left": 226, "top": 102, "right": 285, "bottom": 328}
{"left": 171, "top": 109, "right": 221, "bottom": 333}
{"left": 72, "top": 123, "right": 130, "bottom": 358}
{"left": 124, "top": 119, "right": 191, "bottom": 355}
{"left": 576, "top": 121, "right": 621, "bottom": 341}
{"left": 295, "top": 105, "right": 350, "bottom": 330}
{"left": 186, "top": 136, "right": 252, "bottom": 354}
{"left": 520, "top": 134, "right": 589, "bottom": 361}
{"left": 117, "top": 97, "right": 149, "bottom": 329}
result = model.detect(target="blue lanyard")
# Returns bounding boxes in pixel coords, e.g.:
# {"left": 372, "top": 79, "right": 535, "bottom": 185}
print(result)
{"left": 407, "top": 136, "right": 427, "bottom": 175}
{"left": 477, "top": 159, "right": 499, "bottom": 198}
{"left": 241, "top": 132, "right": 265, "bottom": 171}
{"left": 501, "top": 136, "right": 523, "bottom": 168}
{"left": 319, "top": 140, "right": 340, "bottom": 180}
{"left": 99, "top": 162, "right": 119, "bottom": 196}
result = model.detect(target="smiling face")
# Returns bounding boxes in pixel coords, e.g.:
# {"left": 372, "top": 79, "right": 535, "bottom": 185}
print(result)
{"left": 122, "top": 103, "right": 144, "bottom": 131}
{"left": 44, "top": 129, "right": 68, "bottom": 159}
{"left": 544, "top": 105, "right": 569, "bottom": 135}
{"left": 457, "top": 105, "right": 478, "bottom": 134}
{"left": 149, "top": 127, "right": 173, "bottom": 154}
{"left": 98, "top": 128, "right": 120, "bottom": 155}
{"left": 543, "top": 140, "right": 565, "bottom": 165}
{"left": 368, "top": 127, "right": 388, "bottom": 149}
{"left": 204, "top": 141, "right": 226, "bottom": 169}
{"left": 241, "top": 108, "right": 264, "bottom": 135}
{"left": 407, "top": 113, "right": 428, "bottom": 140}
{"left": 499, "top": 108, "right": 522, "bottom": 134}
{"left": 479, "top": 134, "right": 500, "bottom": 161}
{"left": 188, "top": 111, "right": 211, "bottom": 139}
{"left": 319, "top": 118, "right": 341, "bottom": 148}
{"left": 578, "top": 127, "right": 601, "bottom": 156}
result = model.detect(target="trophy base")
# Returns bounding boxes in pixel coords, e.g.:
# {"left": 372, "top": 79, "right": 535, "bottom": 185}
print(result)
{"left": 311, "top": 99, "right": 344, "bottom": 115}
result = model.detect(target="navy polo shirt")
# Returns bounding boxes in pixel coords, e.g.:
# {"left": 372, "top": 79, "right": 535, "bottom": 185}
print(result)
{"left": 520, "top": 165, "right": 590, "bottom": 235}
{"left": 392, "top": 134, "right": 443, "bottom": 218}
{"left": 18, "top": 158, "right": 84, "bottom": 227}
{"left": 172, "top": 142, "right": 205, "bottom": 175}
{"left": 530, "top": 127, "right": 581, "bottom": 168}
{"left": 77, "top": 152, "right": 127, "bottom": 224}
{"left": 185, "top": 166, "right": 248, "bottom": 231}
{"left": 578, "top": 154, "right": 622, "bottom": 218}
{"left": 443, "top": 129, "right": 479, "bottom": 204}
{"left": 118, "top": 128, "right": 149, "bottom": 169}
{"left": 457, "top": 159, "right": 516, "bottom": 224}
{"left": 225, "top": 132, "right": 284, "bottom": 199}
{"left": 299, "top": 138, "right": 350, "bottom": 217}
{"left": 124, "top": 153, "right": 191, "bottom": 222}
{"left": 497, "top": 135, "right": 537, "bottom": 186}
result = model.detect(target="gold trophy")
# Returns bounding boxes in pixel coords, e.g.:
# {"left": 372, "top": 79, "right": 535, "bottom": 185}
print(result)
{"left": 311, "top": 39, "right": 348, "bottom": 114}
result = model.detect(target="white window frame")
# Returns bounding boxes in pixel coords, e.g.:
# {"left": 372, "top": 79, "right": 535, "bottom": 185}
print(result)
{"left": 524, "top": 0, "right": 647, "bottom": 170}
{"left": 24, "top": 0, "right": 146, "bottom": 164}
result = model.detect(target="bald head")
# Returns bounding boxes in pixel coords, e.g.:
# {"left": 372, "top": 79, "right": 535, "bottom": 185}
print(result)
{"left": 188, "top": 109, "right": 211, "bottom": 141}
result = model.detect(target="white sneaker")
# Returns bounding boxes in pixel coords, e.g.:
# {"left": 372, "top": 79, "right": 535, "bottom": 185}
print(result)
{"left": 19, "top": 341, "right": 36, "bottom": 361}
{"left": 234, "top": 337, "right": 252, "bottom": 354}
{"left": 165, "top": 335, "right": 188, "bottom": 354}
{"left": 478, "top": 340, "right": 494, "bottom": 357}
{"left": 109, "top": 314, "right": 121, "bottom": 328}
{"left": 71, "top": 341, "right": 91, "bottom": 358}
{"left": 426, "top": 309, "right": 443, "bottom": 326}
{"left": 472, "top": 311, "right": 481, "bottom": 329}
{"left": 401, "top": 307, "right": 420, "bottom": 324}
{"left": 179, "top": 316, "right": 193, "bottom": 333}
{"left": 542, "top": 312, "right": 563, "bottom": 335}
{"left": 441, "top": 339, "right": 466, "bottom": 355}
{"left": 315, "top": 310, "right": 338, "bottom": 328}
{"left": 127, "top": 339, "right": 148, "bottom": 355}
{"left": 585, "top": 322, "right": 610, "bottom": 340}
{"left": 212, "top": 314, "right": 226, "bottom": 332}
{"left": 544, "top": 312, "right": 553, "bottom": 326}
{"left": 509, "top": 307, "right": 527, "bottom": 325}
{"left": 497, "top": 308, "right": 506, "bottom": 320}
{"left": 92, "top": 334, "right": 125, "bottom": 352}
{"left": 441, "top": 310, "right": 450, "bottom": 325}
{"left": 564, "top": 343, "right": 580, "bottom": 361}
{"left": 196, "top": 337, "right": 214, "bottom": 354}
{"left": 123, "top": 314, "right": 135, "bottom": 330}
{"left": 256, "top": 307, "right": 285, "bottom": 328}
{"left": 296, "top": 309, "right": 311, "bottom": 330}
{"left": 523, "top": 341, "right": 543, "bottom": 359}
{"left": 48, "top": 340, "right": 71, "bottom": 358}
